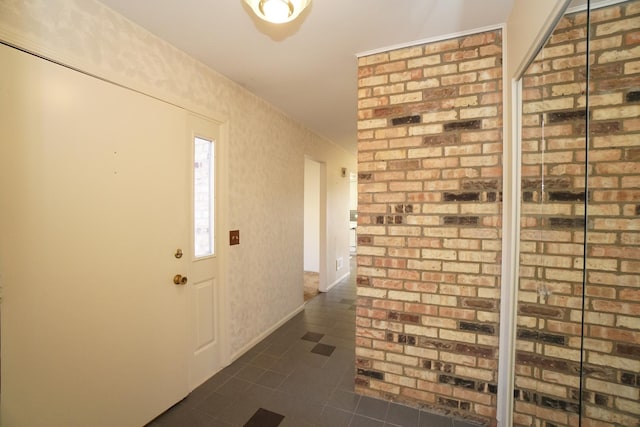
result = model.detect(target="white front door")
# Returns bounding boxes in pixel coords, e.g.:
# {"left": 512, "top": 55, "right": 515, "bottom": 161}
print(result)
{"left": 188, "top": 115, "right": 223, "bottom": 388}
{"left": 0, "top": 44, "right": 193, "bottom": 426}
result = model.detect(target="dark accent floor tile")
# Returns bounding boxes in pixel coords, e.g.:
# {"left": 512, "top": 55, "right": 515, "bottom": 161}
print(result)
{"left": 243, "top": 408, "right": 284, "bottom": 427}
{"left": 311, "top": 343, "right": 336, "bottom": 356}
{"left": 301, "top": 331, "right": 324, "bottom": 342}
{"left": 145, "top": 259, "right": 465, "bottom": 427}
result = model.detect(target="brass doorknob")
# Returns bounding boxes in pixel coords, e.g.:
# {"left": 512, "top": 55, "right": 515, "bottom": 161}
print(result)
{"left": 173, "top": 274, "right": 188, "bottom": 285}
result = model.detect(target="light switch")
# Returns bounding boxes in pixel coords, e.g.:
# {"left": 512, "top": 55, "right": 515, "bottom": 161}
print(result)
{"left": 230, "top": 230, "right": 240, "bottom": 245}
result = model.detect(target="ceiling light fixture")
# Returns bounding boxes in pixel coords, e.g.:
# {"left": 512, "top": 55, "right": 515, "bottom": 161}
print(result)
{"left": 244, "top": 0, "right": 311, "bottom": 24}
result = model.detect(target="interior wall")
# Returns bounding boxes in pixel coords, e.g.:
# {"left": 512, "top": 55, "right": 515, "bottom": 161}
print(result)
{"left": 0, "top": 0, "right": 355, "bottom": 360}
{"left": 304, "top": 158, "right": 321, "bottom": 272}
{"left": 356, "top": 29, "right": 504, "bottom": 426}
{"left": 304, "top": 135, "right": 356, "bottom": 291}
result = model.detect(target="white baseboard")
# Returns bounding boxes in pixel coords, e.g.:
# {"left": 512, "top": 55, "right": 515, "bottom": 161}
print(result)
{"left": 227, "top": 270, "right": 350, "bottom": 364}
{"left": 229, "top": 303, "right": 306, "bottom": 363}
{"left": 326, "top": 271, "right": 350, "bottom": 292}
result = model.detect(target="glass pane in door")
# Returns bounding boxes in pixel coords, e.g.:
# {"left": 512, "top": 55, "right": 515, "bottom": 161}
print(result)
{"left": 194, "top": 136, "right": 214, "bottom": 258}
{"left": 514, "top": 2, "right": 640, "bottom": 426}
{"left": 582, "top": 1, "right": 640, "bottom": 425}
{"left": 514, "top": 6, "right": 589, "bottom": 426}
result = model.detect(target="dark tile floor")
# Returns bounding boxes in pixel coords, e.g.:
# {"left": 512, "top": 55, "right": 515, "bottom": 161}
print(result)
{"left": 147, "top": 258, "right": 480, "bottom": 427}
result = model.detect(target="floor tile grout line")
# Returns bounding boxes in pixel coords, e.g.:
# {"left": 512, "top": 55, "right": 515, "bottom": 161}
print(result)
{"left": 149, "top": 257, "right": 478, "bottom": 427}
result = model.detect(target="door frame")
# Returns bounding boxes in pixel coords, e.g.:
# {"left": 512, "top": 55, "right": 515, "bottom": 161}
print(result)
{"left": 496, "top": 2, "right": 571, "bottom": 425}
{"left": 214, "top": 114, "right": 231, "bottom": 373}
{"left": 303, "top": 157, "right": 321, "bottom": 291}
{"left": 304, "top": 156, "right": 328, "bottom": 293}
{"left": 187, "top": 112, "right": 231, "bottom": 389}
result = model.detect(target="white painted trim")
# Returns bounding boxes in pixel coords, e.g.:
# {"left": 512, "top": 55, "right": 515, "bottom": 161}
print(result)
{"left": 567, "top": 0, "right": 628, "bottom": 14}
{"left": 355, "top": 24, "right": 504, "bottom": 58}
{"left": 512, "top": 1, "right": 573, "bottom": 80}
{"left": 217, "top": 118, "right": 232, "bottom": 369}
{"left": 228, "top": 304, "right": 306, "bottom": 363}
{"left": 302, "top": 155, "right": 329, "bottom": 293}
{"left": 318, "top": 161, "right": 329, "bottom": 293}
{"left": 325, "top": 271, "right": 350, "bottom": 293}
{"left": 497, "top": 78, "right": 523, "bottom": 427}
{"left": 497, "top": 2, "right": 571, "bottom": 426}
{"left": 190, "top": 115, "right": 232, "bottom": 384}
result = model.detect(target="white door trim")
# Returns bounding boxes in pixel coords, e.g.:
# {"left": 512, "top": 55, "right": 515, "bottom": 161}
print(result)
{"left": 191, "top": 113, "right": 231, "bottom": 376}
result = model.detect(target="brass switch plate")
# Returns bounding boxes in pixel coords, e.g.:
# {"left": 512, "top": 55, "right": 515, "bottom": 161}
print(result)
{"left": 230, "top": 230, "right": 240, "bottom": 245}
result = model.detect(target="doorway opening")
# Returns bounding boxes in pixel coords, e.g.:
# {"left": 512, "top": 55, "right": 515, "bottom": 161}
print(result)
{"left": 303, "top": 158, "right": 321, "bottom": 301}
{"left": 349, "top": 172, "right": 357, "bottom": 257}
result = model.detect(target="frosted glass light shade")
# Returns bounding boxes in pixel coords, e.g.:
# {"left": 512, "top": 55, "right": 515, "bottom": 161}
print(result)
{"left": 244, "top": 0, "right": 311, "bottom": 24}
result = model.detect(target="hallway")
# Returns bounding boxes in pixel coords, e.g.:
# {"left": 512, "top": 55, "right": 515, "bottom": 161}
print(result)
{"left": 147, "top": 260, "right": 478, "bottom": 427}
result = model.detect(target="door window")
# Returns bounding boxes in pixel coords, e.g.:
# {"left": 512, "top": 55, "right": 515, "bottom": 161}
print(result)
{"left": 194, "top": 137, "right": 214, "bottom": 258}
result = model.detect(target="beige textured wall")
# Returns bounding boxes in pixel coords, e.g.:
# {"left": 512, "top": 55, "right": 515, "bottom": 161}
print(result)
{"left": 305, "top": 136, "right": 356, "bottom": 290}
{"left": 0, "top": 0, "right": 355, "bottom": 358}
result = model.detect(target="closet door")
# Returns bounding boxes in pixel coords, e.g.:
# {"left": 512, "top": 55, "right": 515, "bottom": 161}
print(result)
{"left": 513, "top": 2, "right": 640, "bottom": 426}
{"left": 0, "top": 43, "right": 190, "bottom": 427}
{"left": 514, "top": 7, "right": 589, "bottom": 427}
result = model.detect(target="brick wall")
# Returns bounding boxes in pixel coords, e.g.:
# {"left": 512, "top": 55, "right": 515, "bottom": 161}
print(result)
{"left": 356, "top": 29, "right": 503, "bottom": 426}
{"left": 516, "top": 2, "right": 640, "bottom": 426}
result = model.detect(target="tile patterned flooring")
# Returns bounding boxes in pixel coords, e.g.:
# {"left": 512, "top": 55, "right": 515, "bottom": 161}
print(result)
{"left": 147, "top": 259, "right": 480, "bottom": 427}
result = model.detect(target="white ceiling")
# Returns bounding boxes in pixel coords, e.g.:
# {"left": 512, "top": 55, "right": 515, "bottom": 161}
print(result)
{"left": 98, "top": 0, "right": 516, "bottom": 154}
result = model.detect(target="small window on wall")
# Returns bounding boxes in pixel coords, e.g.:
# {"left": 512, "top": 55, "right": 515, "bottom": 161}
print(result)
{"left": 194, "top": 137, "right": 214, "bottom": 258}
